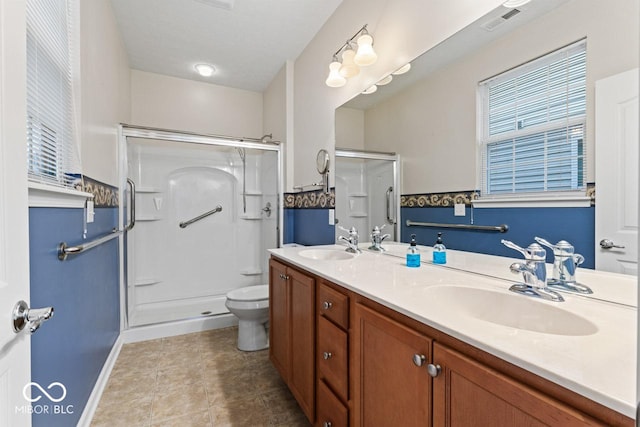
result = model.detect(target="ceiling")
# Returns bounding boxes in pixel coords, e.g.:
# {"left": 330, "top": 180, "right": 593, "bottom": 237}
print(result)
{"left": 110, "top": 0, "right": 343, "bottom": 92}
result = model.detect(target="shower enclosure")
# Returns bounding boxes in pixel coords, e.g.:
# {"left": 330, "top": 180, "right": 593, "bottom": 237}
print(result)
{"left": 119, "top": 125, "right": 282, "bottom": 327}
{"left": 334, "top": 149, "right": 400, "bottom": 243}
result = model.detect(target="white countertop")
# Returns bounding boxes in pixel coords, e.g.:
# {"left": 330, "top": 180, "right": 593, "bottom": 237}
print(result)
{"left": 268, "top": 243, "right": 637, "bottom": 419}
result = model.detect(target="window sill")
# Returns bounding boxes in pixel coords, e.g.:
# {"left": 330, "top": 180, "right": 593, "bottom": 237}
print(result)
{"left": 472, "top": 193, "right": 591, "bottom": 208}
{"left": 29, "top": 182, "right": 93, "bottom": 208}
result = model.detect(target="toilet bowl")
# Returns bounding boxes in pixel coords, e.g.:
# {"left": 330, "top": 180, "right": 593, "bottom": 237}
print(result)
{"left": 225, "top": 285, "right": 269, "bottom": 351}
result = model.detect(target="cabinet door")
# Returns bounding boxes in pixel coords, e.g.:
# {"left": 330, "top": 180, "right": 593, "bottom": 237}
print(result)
{"left": 289, "top": 267, "right": 316, "bottom": 421}
{"left": 269, "top": 258, "right": 289, "bottom": 380}
{"left": 432, "top": 343, "right": 605, "bottom": 427}
{"left": 353, "top": 303, "right": 432, "bottom": 427}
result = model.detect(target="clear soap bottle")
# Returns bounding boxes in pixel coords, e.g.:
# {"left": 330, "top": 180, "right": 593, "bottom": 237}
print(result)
{"left": 433, "top": 232, "right": 447, "bottom": 264}
{"left": 406, "top": 234, "right": 420, "bottom": 267}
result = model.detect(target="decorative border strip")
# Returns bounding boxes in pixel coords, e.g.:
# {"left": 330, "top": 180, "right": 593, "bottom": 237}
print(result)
{"left": 82, "top": 176, "right": 119, "bottom": 207}
{"left": 402, "top": 190, "right": 479, "bottom": 208}
{"left": 402, "top": 185, "right": 596, "bottom": 208}
{"left": 284, "top": 188, "right": 335, "bottom": 209}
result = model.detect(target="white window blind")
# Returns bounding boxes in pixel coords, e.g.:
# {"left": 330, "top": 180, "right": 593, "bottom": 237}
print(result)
{"left": 26, "top": 0, "right": 81, "bottom": 189}
{"left": 479, "top": 40, "right": 586, "bottom": 197}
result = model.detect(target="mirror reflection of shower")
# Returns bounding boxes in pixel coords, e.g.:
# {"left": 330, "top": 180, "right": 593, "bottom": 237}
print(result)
{"left": 334, "top": 149, "right": 400, "bottom": 244}
{"left": 123, "top": 128, "right": 281, "bottom": 327}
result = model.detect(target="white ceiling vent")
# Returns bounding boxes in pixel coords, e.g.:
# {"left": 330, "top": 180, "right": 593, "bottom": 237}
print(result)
{"left": 193, "top": 0, "right": 235, "bottom": 11}
{"left": 481, "top": 8, "right": 521, "bottom": 31}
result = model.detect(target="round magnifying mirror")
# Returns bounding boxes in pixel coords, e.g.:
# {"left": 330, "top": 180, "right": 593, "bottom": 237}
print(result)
{"left": 316, "top": 149, "right": 330, "bottom": 174}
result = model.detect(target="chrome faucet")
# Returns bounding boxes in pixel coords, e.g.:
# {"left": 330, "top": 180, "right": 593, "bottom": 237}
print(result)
{"left": 338, "top": 226, "right": 361, "bottom": 253}
{"left": 368, "top": 225, "right": 390, "bottom": 252}
{"left": 501, "top": 239, "right": 564, "bottom": 302}
{"left": 534, "top": 237, "right": 592, "bottom": 294}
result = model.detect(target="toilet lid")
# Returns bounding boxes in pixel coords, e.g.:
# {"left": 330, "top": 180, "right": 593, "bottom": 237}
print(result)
{"left": 227, "top": 285, "right": 269, "bottom": 302}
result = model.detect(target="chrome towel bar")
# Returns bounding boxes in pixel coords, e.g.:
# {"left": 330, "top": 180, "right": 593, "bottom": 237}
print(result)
{"left": 405, "top": 220, "right": 508, "bottom": 233}
{"left": 58, "top": 229, "right": 122, "bottom": 261}
{"left": 179, "top": 205, "right": 223, "bottom": 228}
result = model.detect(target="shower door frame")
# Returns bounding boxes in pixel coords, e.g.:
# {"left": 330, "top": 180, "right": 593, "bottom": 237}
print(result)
{"left": 334, "top": 148, "right": 401, "bottom": 240}
{"left": 117, "top": 124, "right": 284, "bottom": 331}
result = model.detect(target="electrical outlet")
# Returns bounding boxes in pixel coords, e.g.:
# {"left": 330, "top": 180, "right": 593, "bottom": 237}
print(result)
{"left": 86, "top": 200, "right": 95, "bottom": 223}
{"left": 329, "top": 209, "right": 335, "bottom": 225}
{"left": 454, "top": 203, "right": 465, "bottom": 217}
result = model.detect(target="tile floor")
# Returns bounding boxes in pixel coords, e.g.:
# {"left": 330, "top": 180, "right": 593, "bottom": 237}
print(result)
{"left": 91, "top": 327, "right": 311, "bottom": 427}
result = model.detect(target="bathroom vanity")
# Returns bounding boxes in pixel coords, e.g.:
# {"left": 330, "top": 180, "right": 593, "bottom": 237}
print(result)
{"left": 268, "top": 245, "right": 636, "bottom": 427}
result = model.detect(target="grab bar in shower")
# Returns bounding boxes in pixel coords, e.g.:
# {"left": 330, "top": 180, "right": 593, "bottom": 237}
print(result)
{"left": 405, "top": 220, "right": 509, "bottom": 233}
{"left": 386, "top": 186, "right": 395, "bottom": 225}
{"left": 125, "top": 178, "right": 136, "bottom": 231}
{"left": 179, "top": 205, "right": 223, "bottom": 229}
{"left": 58, "top": 229, "right": 122, "bottom": 261}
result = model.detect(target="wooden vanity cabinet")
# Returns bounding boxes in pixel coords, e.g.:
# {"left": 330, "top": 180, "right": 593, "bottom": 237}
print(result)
{"left": 432, "top": 343, "right": 606, "bottom": 427}
{"left": 352, "top": 303, "right": 433, "bottom": 427}
{"left": 269, "top": 258, "right": 315, "bottom": 422}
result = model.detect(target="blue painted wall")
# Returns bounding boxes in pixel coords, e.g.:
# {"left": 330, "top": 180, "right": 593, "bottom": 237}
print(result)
{"left": 29, "top": 207, "right": 120, "bottom": 427}
{"left": 284, "top": 208, "right": 335, "bottom": 246}
{"left": 401, "top": 206, "right": 595, "bottom": 269}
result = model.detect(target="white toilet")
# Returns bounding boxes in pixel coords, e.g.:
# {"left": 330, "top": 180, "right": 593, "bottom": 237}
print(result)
{"left": 225, "top": 285, "right": 269, "bottom": 351}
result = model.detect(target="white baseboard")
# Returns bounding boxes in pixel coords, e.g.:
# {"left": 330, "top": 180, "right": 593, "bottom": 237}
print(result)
{"left": 76, "top": 334, "right": 124, "bottom": 427}
{"left": 77, "top": 313, "right": 237, "bottom": 426}
{"left": 121, "top": 313, "right": 238, "bottom": 343}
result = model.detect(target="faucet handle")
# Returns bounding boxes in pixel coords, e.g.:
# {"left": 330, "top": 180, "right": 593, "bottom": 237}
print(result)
{"left": 534, "top": 236, "right": 555, "bottom": 250}
{"left": 339, "top": 225, "right": 357, "bottom": 236}
{"left": 501, "top": 240, "right": 546, "bottom": 260}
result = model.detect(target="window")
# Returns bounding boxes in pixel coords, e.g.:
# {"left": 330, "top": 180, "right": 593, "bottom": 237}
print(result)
{"left": 478, "top": 40, "right": 586, "bottom": 198}
{"left": 26, "top": 0, "right": 81, "bottom": 190}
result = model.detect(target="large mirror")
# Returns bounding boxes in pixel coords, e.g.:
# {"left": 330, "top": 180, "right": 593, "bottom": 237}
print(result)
{"left": 335, "top": 0, "right": 638, "bottom": 281}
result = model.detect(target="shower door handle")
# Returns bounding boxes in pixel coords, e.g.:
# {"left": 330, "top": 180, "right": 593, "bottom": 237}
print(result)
{"left": 386, "top": 186, "right": 396, "bottom": 225}
{"left": 125, "top": 178, "right": 136, "bottom": 231}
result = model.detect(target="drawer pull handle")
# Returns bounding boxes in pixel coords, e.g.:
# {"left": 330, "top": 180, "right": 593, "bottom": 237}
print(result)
{"left": 323, "top": 301, "right": 333, "bottom": 310}
{"left": 412, "top": 354, "right": 426, "bottom": 367}
{"left": 427, "top": 363, "right": 442, "bottom": 378}
{"left": 323, "top": 351, "right": 333, "bottom": 360}
{"left": 279, "top": 273, "right": 289, "bottom": 280}
{"left": 324, "top": 422, "right": 332, "bottom": 427}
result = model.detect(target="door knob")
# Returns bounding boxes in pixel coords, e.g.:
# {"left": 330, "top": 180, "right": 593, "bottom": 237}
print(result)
{"left": 599, "top": 239, "right": 625, "bottom": 249}
{"left": 13, "top": 300, "right": 54, "bottom": 334}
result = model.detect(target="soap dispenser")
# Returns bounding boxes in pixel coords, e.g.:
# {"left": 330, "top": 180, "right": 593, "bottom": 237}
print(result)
{"left": 433, "top": 232, "right": 447, "bottom": 264}
{"left": 406, "top": 234, "right": 420, "bottom": 267}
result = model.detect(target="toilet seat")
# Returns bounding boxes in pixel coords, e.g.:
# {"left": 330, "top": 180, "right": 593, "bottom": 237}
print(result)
{"left": 226, "top": 285, "right": 268, "bottom": 302}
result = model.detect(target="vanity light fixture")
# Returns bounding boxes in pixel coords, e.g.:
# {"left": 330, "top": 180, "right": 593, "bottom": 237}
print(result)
{"left": 392, "top": 62, "right": 411, "bottom": 75}
{"left": 325, "top": 24, "right": 377, "bottom": 87}
{"left": 325, "top": 57, "right": 347, "bottom": 87}
{"left": 362, "top": 85, "right": 377, "bottom": 95}
{"left": 377, "top": 75, "right": 393, "bottom": 86}
{"left": 195, "top": 63, "right": 216, "bottom": 77}
{"left": 502, "top": 0, "right": 530, "bottom": 7}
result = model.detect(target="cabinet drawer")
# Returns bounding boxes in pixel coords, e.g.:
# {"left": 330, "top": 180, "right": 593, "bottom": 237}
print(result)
{"left": 318, "top": 316, "right": 348, "bottom": 401}
{"left": 317, "top": 379, "right": 348, "bottom": 427}
{"left": 318, "top": 282, "right": 349, "bottom": 329}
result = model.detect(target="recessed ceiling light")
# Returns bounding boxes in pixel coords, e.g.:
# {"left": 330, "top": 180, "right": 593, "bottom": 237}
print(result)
{"left": 362, "top": 85, "right": 378, "bottom": 95}
{"left": 195, "top": 64, "right": 216, "bottom": 77}
{"left": 392, "top": 63, "right": 411, "bottom": 75}
{"left": 502, "top": 0, "right": 530, "bottom": 7}
{"left": 377, "top": 75, "right": 393, "bottom": 86}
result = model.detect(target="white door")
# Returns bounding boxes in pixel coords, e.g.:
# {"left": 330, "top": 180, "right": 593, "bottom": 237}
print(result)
{"left": 0, "top": 1, "right": 32, "bottom": 426}
{"left": 595, "top": 68, "right": 639, "bottom": 274}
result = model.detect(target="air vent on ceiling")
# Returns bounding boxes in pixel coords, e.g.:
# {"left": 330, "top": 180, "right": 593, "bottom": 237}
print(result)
{"left": 481, "top": 8, "right": 521, "bottom": 31}
{"left": 194, "top": 0, "right": 235, "bottom": 11}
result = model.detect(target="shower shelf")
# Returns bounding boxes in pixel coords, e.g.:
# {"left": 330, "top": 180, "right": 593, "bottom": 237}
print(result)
{"left": 239, "top": 214, "right": 262, "bottom": 220}
{"left": 240, "top": 269, "right": 263, "bottom": 276}
{"left": 136, "top": 187, "right": 162, "bottom": 193}
{"left": 133, "top": 278, "right": 161, "bottom": 286}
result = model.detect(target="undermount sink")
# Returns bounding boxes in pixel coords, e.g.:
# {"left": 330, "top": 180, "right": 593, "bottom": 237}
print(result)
{"left": 424, "top": 285, "right": 598, "bottom": 336}
{"left": 298, "top": 249, "right": 356, "bottom": 261}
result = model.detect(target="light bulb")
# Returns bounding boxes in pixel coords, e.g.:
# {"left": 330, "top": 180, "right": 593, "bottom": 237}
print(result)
{"left": 325, "top": 61, "right": 346, "bottom": 87}
{"left": 195, "top": 64, "right": 215, "bottom": 77}
{"left": 377, "top": 75, "right": 393, "bottom": 86}
{"left": 354, "top": 33, "right": 377, "bottom": 66}
{"left": 362, "top": 85, "right": 377, "bottom": 94}
{"left": 339, "top": 47, "right": 360, "bottom": 78}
